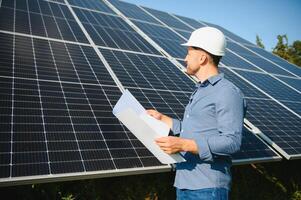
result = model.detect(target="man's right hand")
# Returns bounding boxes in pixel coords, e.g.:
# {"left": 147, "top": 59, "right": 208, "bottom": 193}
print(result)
{"left": 146, "top": 109, "right": 172, "bottom": 129}
{"left": 146, "top": 109, "right": 163, "bottom": 120}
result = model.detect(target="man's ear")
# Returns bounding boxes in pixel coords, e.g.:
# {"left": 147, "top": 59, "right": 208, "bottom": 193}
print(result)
{"left": 199, "top": 54, "right": 207, "bottom": 65}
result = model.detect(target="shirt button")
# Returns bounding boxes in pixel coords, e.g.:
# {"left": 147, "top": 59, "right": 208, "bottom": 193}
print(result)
{"left": 186, "top": 114, "right": 189, "bottom": 118}
{"left": 181, "top": 130, "right": 184, "bottom": 133}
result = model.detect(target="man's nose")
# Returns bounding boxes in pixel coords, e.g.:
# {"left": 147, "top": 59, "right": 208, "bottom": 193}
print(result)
{"left": 184, "top": 55, "right": 188, "bottom": 62}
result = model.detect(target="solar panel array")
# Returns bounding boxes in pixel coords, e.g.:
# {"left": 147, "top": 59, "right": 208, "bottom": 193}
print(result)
{"left": 0, "top": 0, "right": 300, "bottom": 186}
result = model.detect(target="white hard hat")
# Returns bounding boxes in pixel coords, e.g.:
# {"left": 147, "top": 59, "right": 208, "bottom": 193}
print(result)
{"left": 181, "top": 27, "right": 226, "bottom": 56}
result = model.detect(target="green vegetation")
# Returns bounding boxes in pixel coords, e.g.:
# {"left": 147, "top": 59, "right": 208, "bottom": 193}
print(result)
{"left": 256, "top": 35, "right": 265, "bottom": 49}
{"left": 256, "top": 34, "right": 301, "bottom": 67}
{"left": 0, "top": 160, "right": 300, "bottom": 199}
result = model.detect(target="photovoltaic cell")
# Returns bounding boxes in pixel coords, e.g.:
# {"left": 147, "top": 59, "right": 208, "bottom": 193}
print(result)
{"left": 245, "top": 98, "right": 301, "bottom": 157}
{"left": 99, "top": 48, "right": 194, "bottom": 92}
{"left": 245, "top": 45, "right": 301, "bottom": 77}
{"left": 235, "top": 70, "right": 301, "bottom": 103}
{"left": 204, "top": 22, "right": 255, "bottom": 46}
{"left": 73, "top": 7, "right": 160, "bottom": 54}
{"left": 227, "top": 42, "right": 296, "bottom": 77}
{"left": 109, "top": 0, "right": 160, "bottom": 24}
{"left": 219, "top": 68, "right": 267, "bottom": 99}
{"left": 0, "top": 32, "right": 164, "bottom": 181}
{"left": 173, "top": 29, "right": 191, "bottom": 40}
{"left": 220, "top": 67, "right": 301, "bottom": 159}
{"left": 0, "top": 0, "right": 89, "bottom": 43}
{"left": 232, "top": 128, "right": 280, "bottom": 161}
{"left": 278, "top": 101, "right": 301, "bottom": 116}
{"left": 68, "top": 0, "right": 115, "bottom": 14}
{"left": 142, "top": 7, "right": 193, "bottom": 31}
{"left": 173, "top": 15, "right": 206, "bottom": 30}
{"left": 129, "top": 88, "right": 189, "bottom": 120}
{"left": 133, "top": 21, "right": 187, "bottom": 58}
{"left": 276, "top": 76, "right": 301, "bottom": 91}
{"left": 222, "top": 50, "right": 261, "bottom": 71}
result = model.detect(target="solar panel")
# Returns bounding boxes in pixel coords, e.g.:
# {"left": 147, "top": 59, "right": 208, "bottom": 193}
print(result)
{"left": 99, "top": 48, "right": 194, "bottom": 91}
{"left": 133, "top": 21, "right": 186, "bottom": 58}
{"left": 232, "top": 127, "right": 280, "bottom": 163}
{"left": 241, "top": 44, "right": 301, "bottom": 77}
{"left": 142, "top": 7, "right": 193, "bottom": 32}
{"left": 276, "top": 76, "right": 301, "bottom": 91}
{"left": 0, "top": 0, "right": 89, "bottom": 43}
{"left": 68, "top": 0, "right": 115, "bottom": 14}
{"left": 219, "top": 67, "right": 301, "bottom": 159}
{"left": 0, "top": 31, "right": 169, "bottom": 185}
{"left": 73, "top": 7, "right": 160, "bottom": 54}
{"left": 227, "top": 42, "right": 297, "bottom": 77}
{"left": 4, "top": 0, "right": 301, "bottom": 186}
{"left": 172, "top": 14, "right": 206, "bottom": 30}
{"left": 203, "top": 22, "right": 256, "bottom": 47}
{"left": 222, "top": 50, "right": 262, "bottom": 71}
{"left": 234, "top": 70, "right": 301, "bottom": 103}
{"left": 245, "top": 98, "right": 301, "bottom": 159}
{"left": 109, "top": 0, "right": 160, "bottom": 24}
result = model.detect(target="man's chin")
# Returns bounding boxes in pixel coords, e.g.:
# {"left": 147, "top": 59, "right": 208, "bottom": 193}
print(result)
{"left": 185, "top": 69, "right": 193, "bottom": 75}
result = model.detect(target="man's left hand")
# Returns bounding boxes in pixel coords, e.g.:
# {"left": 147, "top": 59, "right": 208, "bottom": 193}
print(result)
{"left": 155, "top": 136, "right": 198, "bottom": 154}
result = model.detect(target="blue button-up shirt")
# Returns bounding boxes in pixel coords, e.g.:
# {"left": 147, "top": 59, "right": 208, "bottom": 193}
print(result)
{"left": 172, "top": 73, "right": 246, "bottom": 190}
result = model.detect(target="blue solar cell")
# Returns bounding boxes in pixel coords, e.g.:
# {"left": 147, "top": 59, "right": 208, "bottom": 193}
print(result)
{"left": 68, "top": 0, "right": 115, "bottom": 14}
{"left": 74, "top": 7, "right": 160, "bottom": 54}
{"left": 109, "top": 0, "right": 160, "bottom": 24}
{"left": 276, "top": 76, "right": 301, "bottom": 91}
{"left": 133, "top": 21, "right": 186, "bottom": 58}
{"left": 235, "top": 70, "right": 301, "bottom": 102}
{"left": 0, "top": 0, "right": 89, "bottom": 43}
{"left": 221, "top": 50, "right": 261, "bottom": 71}
{"left": 205, "top": 22, "right": 255, "bottom": 46}
{"left": 100, "top": 48, "right": 194, "bottom": 92}
{"left": 174, "top": 15, "right": 206, "bottom": 30}
{"left": 227, "top": 42, "right": 295, "bottom": 76}
{"left": 232, "top": 128, "right": 279, "bottom": 161}
{"left": 142, "top": 7, "right": 193, "bottom": 31}
{"left": 245, "top": 98, "right": 301, "bottom": 158}
{"left": 219, "top": 68, "right": 267, "bottom": 99}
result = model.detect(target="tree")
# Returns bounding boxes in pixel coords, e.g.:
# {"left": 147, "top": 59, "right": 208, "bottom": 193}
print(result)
{"left": 256, "top": 35, "right": 265, "bottom": 49}
{"left": 288, "top": 40, "right": 301, "bottom": 67}
{"left": 272, "top": 34, "right": 290, "bottom": 60}
{"left": 272, "top": 34, "right": 301, "bottom": 67}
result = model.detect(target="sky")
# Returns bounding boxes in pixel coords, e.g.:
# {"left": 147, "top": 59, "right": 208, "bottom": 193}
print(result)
{"left": 124, "top": 0, "right": 301, "bottom": 51}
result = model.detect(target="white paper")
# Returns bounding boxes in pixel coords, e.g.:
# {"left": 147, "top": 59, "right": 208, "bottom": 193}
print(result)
{"left": 112, "top": 89, "right": 186, "bottom": 164}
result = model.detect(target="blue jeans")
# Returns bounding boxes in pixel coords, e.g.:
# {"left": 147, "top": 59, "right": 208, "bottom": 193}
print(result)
{"left": 176, "top": 188, "right": 229, "bottom": 200}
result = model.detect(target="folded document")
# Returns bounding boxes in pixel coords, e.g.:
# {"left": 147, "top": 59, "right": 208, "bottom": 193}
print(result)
{"left": 112, "top": 89, "right": 186, "bottom": 164}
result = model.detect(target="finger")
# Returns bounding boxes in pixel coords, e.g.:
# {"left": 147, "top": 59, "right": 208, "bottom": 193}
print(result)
{"left": 146, "top": 109, "right": 155, "bottom": 114}
{"left": 155, "top": 137, "right": 168, "bottom": 143}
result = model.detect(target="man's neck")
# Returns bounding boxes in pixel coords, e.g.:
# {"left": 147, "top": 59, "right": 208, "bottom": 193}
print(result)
{"left": 195, "top": 65, "right": 219, "bottom": 83}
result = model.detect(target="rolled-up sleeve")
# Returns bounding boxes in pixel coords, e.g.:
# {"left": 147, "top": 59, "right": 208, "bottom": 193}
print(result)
{"left": 195, "top": 87, "right": 244, "bottom": 161}
{"left": 171, "top": 118, "right": 182, "bottom": 135}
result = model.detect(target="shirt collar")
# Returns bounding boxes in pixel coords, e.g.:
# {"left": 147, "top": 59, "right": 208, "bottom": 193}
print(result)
{"left": 196, "top": 73, "right": 224, "bottom": 88}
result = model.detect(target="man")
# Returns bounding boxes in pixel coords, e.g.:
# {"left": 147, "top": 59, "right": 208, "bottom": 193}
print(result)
{"left": 147, "top": 27, "right": 246, "bottom": 199}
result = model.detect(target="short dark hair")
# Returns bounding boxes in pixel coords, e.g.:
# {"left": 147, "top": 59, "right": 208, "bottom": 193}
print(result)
{"left": 192, "top": 46, "right": 222, "bottom": 66}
